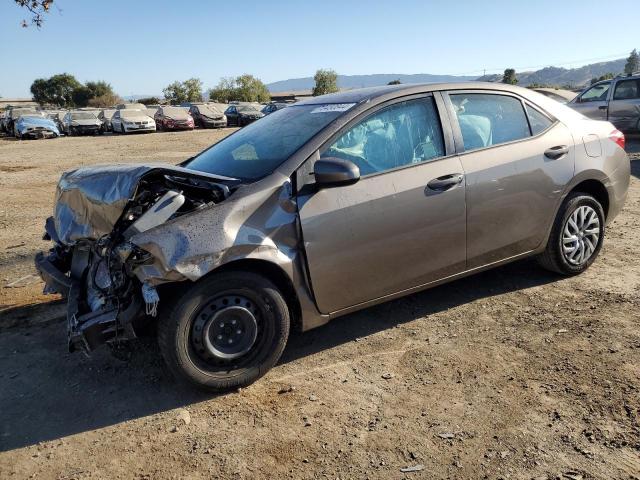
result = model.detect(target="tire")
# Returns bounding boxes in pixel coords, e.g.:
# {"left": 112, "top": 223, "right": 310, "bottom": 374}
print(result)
{"left": 537, "top": 192, "right": 605, "bottom": 275}
{"left": 158, "top": 271, "right": 290, "bottom": 391}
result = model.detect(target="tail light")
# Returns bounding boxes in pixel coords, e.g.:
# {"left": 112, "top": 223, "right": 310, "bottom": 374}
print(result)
{"left": 609, "top": 129, "right": 625, "bottom": 150}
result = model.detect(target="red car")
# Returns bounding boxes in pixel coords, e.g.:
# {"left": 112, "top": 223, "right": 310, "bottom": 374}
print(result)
{"left": 154, "top": 106, "right": 194, "bottom": 131}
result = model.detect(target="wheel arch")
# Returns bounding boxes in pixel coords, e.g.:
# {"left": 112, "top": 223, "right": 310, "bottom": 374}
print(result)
{"left": 208, "top": 258, "right": 303, "bottom": 332}
{"left": 567, "top": 178, "right": 610, "bottom": 218}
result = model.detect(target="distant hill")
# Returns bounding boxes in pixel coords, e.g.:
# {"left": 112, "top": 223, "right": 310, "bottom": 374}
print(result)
{"left": 267, "top": 73, "right": 476, "bottom": 92}
{"left": 268, "top": 58, "right": 629, "bottom": 92}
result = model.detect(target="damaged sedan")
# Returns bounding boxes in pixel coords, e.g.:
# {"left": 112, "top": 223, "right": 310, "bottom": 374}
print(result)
{"left": 36, "top": 83, "right": 630, "bottom": 391}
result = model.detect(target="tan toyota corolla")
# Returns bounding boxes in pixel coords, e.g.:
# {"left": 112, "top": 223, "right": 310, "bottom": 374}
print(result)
{"left": 36, "top": 83, "right": 630, "bottom": 391}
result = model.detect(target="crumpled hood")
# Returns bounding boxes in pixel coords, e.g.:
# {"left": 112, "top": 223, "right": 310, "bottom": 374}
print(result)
{"left": 53, "top": 163, "right": 236, "bottom": 246}
{"left": 16, "top": 116, "right": 59, "bottom": 132}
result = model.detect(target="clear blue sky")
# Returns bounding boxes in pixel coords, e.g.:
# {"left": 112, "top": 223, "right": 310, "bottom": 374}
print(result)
{"left": 0, "top": 0, "right": 637, "bottom": 98}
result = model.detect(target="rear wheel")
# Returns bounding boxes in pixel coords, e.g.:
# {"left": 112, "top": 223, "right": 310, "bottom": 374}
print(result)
{"left": 537, "top": 192, "right": 605, "bottom": 275}
{"left": 158, "top": 271, "right": 290, "bottom": 391}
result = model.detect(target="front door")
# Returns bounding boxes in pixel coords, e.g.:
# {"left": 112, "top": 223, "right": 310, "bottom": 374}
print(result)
{"left": 298, "top": 96, "right": 467, "bottom": 314}
{"left": 570, "top": 81, "right": 611, "bottom": 120}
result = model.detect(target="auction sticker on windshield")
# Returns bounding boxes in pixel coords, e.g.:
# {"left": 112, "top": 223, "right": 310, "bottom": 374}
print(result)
{"left": 310, "top": 103, "right": 356, "bottom": 114}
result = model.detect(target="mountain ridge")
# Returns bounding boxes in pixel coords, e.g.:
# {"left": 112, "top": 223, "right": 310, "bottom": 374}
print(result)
{"left": 267, "top": 58, "right": 629, "bottom": 92}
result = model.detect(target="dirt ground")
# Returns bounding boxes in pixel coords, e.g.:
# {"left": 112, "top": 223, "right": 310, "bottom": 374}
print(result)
{"left": 0, "top": 130, "right": 639, "bottom": 480}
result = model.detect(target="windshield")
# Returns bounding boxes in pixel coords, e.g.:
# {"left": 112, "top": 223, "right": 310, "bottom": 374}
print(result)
{"left": 185, "top": 103, "right": 354, "bottom": 180}
{"left": 71, "top": 112, "right": 97, "bottom": 120}
{"left": 162, "top": 107, "right": 186, "bottom": 117}
{"left": 12, "top": 109, "right": 38, "bottom": 117}
{"left": 199, "top": 105, "right": 223, "bottom": 116}
{"left": 237, "top": 104, "right": 261, "bottom": 113}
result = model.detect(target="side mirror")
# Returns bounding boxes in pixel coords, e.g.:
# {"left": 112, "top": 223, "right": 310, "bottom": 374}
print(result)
{"left": 313, "top": 157, "right": 360, "bottom": 188}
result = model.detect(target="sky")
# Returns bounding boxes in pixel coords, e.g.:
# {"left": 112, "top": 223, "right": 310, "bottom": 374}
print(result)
{"left": 0, "top": 0, "right": 638, "bottom": 98}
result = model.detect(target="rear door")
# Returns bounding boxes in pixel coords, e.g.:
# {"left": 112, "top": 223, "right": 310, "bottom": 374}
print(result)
{"left": 298, "top": 94, "right": 467, "bottom": 314}
{"left": 570, "top": 81, "right": 611, "bottom": 120}
{"left": 608, "top": 78, "right": 640, "bottom": 131}
{"left": 445, "top": 91, "right": 575, "bottom": 268}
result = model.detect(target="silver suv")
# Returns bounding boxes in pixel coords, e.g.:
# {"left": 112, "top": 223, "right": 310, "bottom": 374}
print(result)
{"left": 569, "top": 74, "right": 640, "bottom": 132}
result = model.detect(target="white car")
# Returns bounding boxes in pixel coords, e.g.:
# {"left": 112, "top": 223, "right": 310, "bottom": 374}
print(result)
{"left": 111, "top": 109, "right": 156, "bottom": 134}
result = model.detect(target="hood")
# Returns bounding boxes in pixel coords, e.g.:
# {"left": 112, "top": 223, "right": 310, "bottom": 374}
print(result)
{"left": 17, "top": 116, "right": 59, "bottom": 131}
{"left": 121, "top": 113, "right": 152, "bottom": 122}
{"left": 71, "top": 118, "right": 100, "bottom": 126}
{"left": 164, "top": 112, "right": 190, "bottom": 121}
{"left": 53, "top": 163, "right": 238, "bottom": 246}
{"left": 239, "top": 110, "right": 263, "bottom": 117}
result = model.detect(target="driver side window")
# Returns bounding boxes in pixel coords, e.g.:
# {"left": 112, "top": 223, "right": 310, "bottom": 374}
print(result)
{"left": 580, "top": 82, "right": 611, "bottom": 102}
{"left": 320, "top": 97, "right": 445, "bottom": 176}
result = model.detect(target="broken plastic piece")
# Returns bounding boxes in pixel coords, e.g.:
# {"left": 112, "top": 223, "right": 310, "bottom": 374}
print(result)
{"left": 142, "top": 282, "right": 160, "bottom": 317}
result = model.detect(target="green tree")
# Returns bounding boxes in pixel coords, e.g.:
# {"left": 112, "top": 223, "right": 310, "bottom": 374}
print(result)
{"left": 183, "top": 78, "right": 203, "bottom": 102}
{"left": 137, "top": 97, "right": 161, "bottom": 106}
{"left": 87, "top": 92, "right": 122, "bottom": 108}
{"left": 624, "top": 49, "right": 639, "bottom": 75}
{"left": 590, "top": 73, "right": 615, "bottom": 85}
{"left": 387, "top": 79, "right": 402, "bottom": 85}
{"left": 208, "top": 75, "right": 270, "bottom": 103}
{"left": 312, "top": 69, "right": 339, "bottom": 96}
{"left": 501, "top": 68, "right": 518, "bottom": 85}
{"left": 13, "top": 0, "right": 53, "bottom": 28}
{"left": 30, "top": 73, "right": 81, "bottom": 107}
{"left": 163, "top": 78, "right": 203, "bottom": 104}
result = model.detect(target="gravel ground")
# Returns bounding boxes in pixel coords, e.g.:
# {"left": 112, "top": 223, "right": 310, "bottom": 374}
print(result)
{"left": 0, "top": 131, "right": 639, "bottom": 480}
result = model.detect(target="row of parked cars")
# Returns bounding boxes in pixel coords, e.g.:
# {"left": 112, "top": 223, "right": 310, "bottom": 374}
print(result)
{"left": 0, "top": 101, "right": 291, "bottom": 140}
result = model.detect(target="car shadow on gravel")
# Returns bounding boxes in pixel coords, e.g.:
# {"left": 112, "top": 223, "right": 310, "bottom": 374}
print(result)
{"left": 0, "top": 257, "right": 559, "bottom": 452}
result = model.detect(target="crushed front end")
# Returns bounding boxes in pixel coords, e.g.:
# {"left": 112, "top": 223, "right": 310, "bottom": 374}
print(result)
{"left": 35, "top": 164, "right": 234, "bottom": 353}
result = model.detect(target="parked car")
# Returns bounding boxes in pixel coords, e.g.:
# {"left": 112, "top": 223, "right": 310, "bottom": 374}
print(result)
{"left": 224, "top": 103, "right": 264, "bottom": 126}
{"left": 14, "top": 115, "right": 60, "bottom": 139}
{"left": 4, "top": 107, "right": 42, "bottom": 136}
{"left": 261, "top": 102, "right": 289, "bottom": 115}
{"left": 35, "top": 82, "right": 629, "bottom": 391}
{"left": 154, "top": 106, "right": 194, "bottom": 131}
{"left": 98, "top": 109, "right": 116, "bottom": 132}
{"left": 189, "top": 103, "right": 227, "bottom": 128}
{"left": 568, "top": 74, "right": 640, "bottom": 132}
{"left": 116, "top": 103, "right": 147, "bottom": 110}
{"left": 62, "top": 111, "right": 103, "bottom": 136}
{"left": 110, "top": 109, "right": 156, "bottom": 134}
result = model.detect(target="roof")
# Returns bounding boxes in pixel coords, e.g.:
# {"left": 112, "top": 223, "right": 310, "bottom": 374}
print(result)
{"left": 294, "top": 82, "right": 527, "bottom": 105}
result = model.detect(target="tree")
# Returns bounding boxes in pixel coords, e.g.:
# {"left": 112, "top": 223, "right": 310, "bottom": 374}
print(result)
{"left": 30, "top": 73, "right": 81, "bottom": 107}
{"left": 13, "top": 0, "right": 53, "bottom": 27}
{"left": 312, "top": 69, "right": 339, "bottom": 96}
{"left": 590, "top": 73, "right": 615, "bottom": 85}
{"left": 501, "top": 68, "right": 518, "bottom": 85}
{"left": 387, "top": 79, "right": 402, "bottom": 85}
{"left": 163, "top": 78, "right": 203, "bottom": 104}
{"left": 207, "top": 75, "right": 270, "bottom": 103}
{"left": 624, "top": 49, "right": 639, "bottom": 75}
{"left": 87, "top": 93, "right": 122, "bottom": 108}
{"left": 137, "top": 97, "right": 161, "bottom": 106}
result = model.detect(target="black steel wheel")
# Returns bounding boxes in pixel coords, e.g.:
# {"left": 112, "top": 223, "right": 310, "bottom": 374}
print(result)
{"left": 158, "top": 271, "right": 290, "bottom": 391}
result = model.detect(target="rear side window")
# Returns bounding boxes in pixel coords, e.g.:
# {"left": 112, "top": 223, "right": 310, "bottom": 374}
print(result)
{"left": 613, "top": 79, "right": 640, "bottom": 100}
{"left": 449, "top": 93, "right": 530, "bottom": 150}
{"left": 321, "top": 97, "right": 445, "bottom": 176}
{"left": 525, "top": 104, "right": 553, "bottom": 135}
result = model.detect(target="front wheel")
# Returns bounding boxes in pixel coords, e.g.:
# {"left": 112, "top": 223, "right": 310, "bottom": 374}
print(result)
{"left": 158, "top": 271, "right": 290, "bottom": 391}
{"left": 537, "top": 192, "right": 605, "bottom": 275}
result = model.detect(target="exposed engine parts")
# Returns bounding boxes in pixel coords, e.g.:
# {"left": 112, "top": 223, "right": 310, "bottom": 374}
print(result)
{"left": 36, "top": 164, "right": 236, "bottom": 353}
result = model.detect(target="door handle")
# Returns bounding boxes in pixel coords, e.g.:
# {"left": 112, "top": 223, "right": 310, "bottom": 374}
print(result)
{"left": 426, "top": 173, "right": 464, "bottom": 193}
{"left": 598, "top": 105, "right": 608, "bottom": 110}
{"left": 544, "top": 145, "right": 569, "bottom": 160}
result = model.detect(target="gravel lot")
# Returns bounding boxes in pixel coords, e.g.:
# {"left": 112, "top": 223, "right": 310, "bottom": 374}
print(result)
{"left": 0, "top": 131, "right": 639, "bottom": 479}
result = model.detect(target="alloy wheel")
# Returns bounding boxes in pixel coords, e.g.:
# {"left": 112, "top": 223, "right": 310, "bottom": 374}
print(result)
{"left": 562, "top": 205, "right": 600, "bottom": 265}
